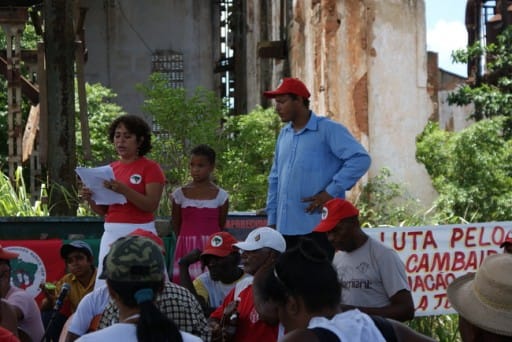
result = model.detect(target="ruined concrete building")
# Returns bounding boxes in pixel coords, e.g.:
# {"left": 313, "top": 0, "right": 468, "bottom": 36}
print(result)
{"left": 75, "top": 0, "right": 436, "bottom": 205}
{"left": 8, "top": 0, "right": 507, "bottom": 207}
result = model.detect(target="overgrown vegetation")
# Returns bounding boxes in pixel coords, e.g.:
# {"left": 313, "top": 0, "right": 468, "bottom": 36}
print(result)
{"left": 137, "top": 73, "right": 226, "bottom": 189}
{"left": 416, "top": 118, "right": 512, "bottom": 222}
{"left": 448, "top": 26, "right": 512, "bottom": 132}
{"left": 75, "top": 82, "right": 121, "bottom": 167}
{"left": 218, "top": 106, "right": 281, "bottom": 210}
{"left": 416, "top": 26, "right": 512, "bottom": 223}
{"left": 0, "top": 167, "right": 49, "bottom": 216}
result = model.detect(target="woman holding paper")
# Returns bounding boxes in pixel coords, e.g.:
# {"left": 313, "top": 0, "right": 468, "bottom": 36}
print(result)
{"left": 80, "top": 114, "right": 166, "bottom": 289}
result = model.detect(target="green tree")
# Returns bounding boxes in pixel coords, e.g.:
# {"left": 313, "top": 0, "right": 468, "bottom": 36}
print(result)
{"left": 416, "top": 26, "right": 512, "bottom": 223}
{"left": 137, "top": 73, "right": 226, "bottom": 189}
{"left": 218, "top": 106, "right": 281, "bottom": 210}
{"left": 416, "top": 118, "right": 512, "bottom": 222}
{"left": 449, "top": 26, "right": 512, "bottom": 133}
{"left": 75, "top": 82, "right": 122, "bottom": 167}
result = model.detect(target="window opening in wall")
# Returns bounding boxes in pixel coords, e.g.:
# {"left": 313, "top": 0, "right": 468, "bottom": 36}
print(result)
{"left": 151, "top": 50, "right": 184, "bottom": 89}
{"left": 150, "top": 50, "right": 184, "bottom": 136}
{"left": 216, "top": 0, "right": 235, "bottom": 113}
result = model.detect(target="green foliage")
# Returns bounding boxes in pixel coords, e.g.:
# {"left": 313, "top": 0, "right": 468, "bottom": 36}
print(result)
{"left": 75, "top": 83, "right": 121, "bottom": 166}
{"left": 449, "top": 26, "right": 512, "bottom": 132}
{"left": 137, "top": 73, "right": 226, "bottom": 188}
{"left": 416, "top": 118, "right": 512, "bottom": 222}
{"left": 218, "top": 106, "right": 281, "bottom": 210}
{"left": 0, "top": 167, "right": 49, "bottom": 216}
{"left": 408, "top": 314, "right": 460, "bottom": 342}
{"left": 356, "top": 168, "right": 429, "bottom": 227}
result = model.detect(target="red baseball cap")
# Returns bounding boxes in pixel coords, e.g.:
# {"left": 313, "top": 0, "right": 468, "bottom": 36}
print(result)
{"left": 129, "top": 228, "right": 165, "bottom": 254}
{"left": 201, "top": 232, "right": 238, "bottom": 258}
{"left": 313, "top": 198, "right": 360, "bottom": 233}
{"left": 263, "top": 78, "right": 311, "bottom": 99}
{"left": 0, "top": 245, "right": 19, "bottom": 260}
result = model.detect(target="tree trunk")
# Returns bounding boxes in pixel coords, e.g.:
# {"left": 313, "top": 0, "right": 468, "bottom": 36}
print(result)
{"left": 43, "top": 0, "right": 77, "bottom": 216}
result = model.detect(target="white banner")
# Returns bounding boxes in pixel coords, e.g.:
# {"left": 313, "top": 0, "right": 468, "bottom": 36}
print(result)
{"left": 366, "top": 221, "right": 512, "bottom": 316}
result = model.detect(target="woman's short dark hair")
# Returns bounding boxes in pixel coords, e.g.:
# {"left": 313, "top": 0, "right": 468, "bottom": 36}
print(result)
{"left": 107, "top": 279, "right": 183, "bottom": 342}
{"left": 108, "top": 115, "right": 153, "bottom": 156}
{"left": 191, "top": 144, "right": 216, "bottom": 165}
{"left": 262, "top": 237, "right": 341, "bottom": 312}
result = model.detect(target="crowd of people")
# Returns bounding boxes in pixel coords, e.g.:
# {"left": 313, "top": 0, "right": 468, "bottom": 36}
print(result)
{"left": 1, "top": 80, "right": 511, "bottom": 341}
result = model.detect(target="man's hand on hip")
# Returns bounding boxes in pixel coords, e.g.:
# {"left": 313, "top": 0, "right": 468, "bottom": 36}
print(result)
{"left": 302, "top": 191, "right": 333, "bottom": 213}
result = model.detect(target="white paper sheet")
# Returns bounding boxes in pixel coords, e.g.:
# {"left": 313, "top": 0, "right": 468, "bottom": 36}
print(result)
{"left": 75, "top": 165, "right": 127, "bottom": 205}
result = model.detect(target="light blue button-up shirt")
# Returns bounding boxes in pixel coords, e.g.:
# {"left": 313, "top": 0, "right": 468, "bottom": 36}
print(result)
{"left": 266, "top": 111, "right": 371, "bottom": 235}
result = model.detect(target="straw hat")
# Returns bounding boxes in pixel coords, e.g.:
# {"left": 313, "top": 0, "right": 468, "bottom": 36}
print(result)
{"left": 447, "top": 254, "right": 512, "bottom": 336}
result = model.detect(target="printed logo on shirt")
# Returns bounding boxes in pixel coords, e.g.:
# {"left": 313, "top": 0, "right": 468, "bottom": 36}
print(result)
{"left": 211, "top": 236, "right": 223, "bottom": 247}
{"left": 249, "top": 307, "right": 260, "bottom": 324}
{"left": 341, "top": 278, "right": 371, "bottom": 289}
{"left": 6, "top": 246, "right": 46, "bottom": 299}
{"left": 130, "top": 174, "right": 142, "bottom": 184}
{"left": 321, "top": 206, "right": 329, "bottom": 220}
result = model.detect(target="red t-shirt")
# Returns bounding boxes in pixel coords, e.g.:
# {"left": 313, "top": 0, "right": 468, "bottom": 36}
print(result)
{"left": 105, "top": 157, "right": 165, "bottom": 223}
{"left": 0, "top": 327, "right": 19, "bottom": 342}
{"left": 211, "top": 283, "right": 278, "bottom": 342}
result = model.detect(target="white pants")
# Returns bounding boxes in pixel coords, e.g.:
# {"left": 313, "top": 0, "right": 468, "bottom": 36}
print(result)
{"left": 94, "top": 222, "right": 156, "bottom": 290}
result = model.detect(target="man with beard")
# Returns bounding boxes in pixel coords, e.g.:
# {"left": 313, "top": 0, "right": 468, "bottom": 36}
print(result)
{"left": 179, "top": 232, "right": 250, "bottom": 315}
{"left": 314, "top": 199, "right": 414, "bottom": 322}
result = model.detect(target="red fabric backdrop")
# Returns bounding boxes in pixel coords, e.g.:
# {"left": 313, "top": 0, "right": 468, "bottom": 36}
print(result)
{"left": 2, "top": 239, "right": 66, "bottom": 305}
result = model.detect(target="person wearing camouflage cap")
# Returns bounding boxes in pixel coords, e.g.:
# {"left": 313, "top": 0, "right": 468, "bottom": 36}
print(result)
{"left": 76, "top": 236, "right": 202, "bottom": 342}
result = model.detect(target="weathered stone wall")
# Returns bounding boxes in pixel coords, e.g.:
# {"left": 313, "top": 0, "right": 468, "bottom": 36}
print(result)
{"left": 80, "top": 0, "right": 440, "bottom": 206}
{"left": 81, "top": 0, "right": 218, "bottom": 116}
{"left": 250, "top": 0, "right": 437, "bottom": 205}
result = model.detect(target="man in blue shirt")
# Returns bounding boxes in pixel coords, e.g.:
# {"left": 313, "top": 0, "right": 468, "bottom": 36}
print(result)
{"left": 264, "top": 78, "right": 371, "bottom": 258}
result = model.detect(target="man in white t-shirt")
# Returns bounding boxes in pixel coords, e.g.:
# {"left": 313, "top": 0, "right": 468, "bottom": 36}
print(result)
{"left": 313, "top": 199, "right": 414, "bottom": 322}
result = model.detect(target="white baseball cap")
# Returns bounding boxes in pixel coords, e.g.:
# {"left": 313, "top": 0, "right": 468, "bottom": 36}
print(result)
{"left": 234, "top": 227, "right": 286, "bottom": 253}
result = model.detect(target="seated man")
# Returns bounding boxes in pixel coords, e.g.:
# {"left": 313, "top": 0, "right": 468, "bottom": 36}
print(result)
{"left": 41, "top": 240, "right": 96, "bottom": 341}
{"left": 209, "top": 227, "right": 286, "bottom": 342}
{"left": 314, "top": 199, "right": 415, "bottom": 322}
{"left": 0, "top": 245, "right": 44, "bottom": 342}
{"left": 253, "top": 238, "right": 435, "bottom": 342}
{"left": 447, "top": 253, "right": 512, "bottom": 341}
{"left": 179, "top": 232, "right": 250, "bottom": 315}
